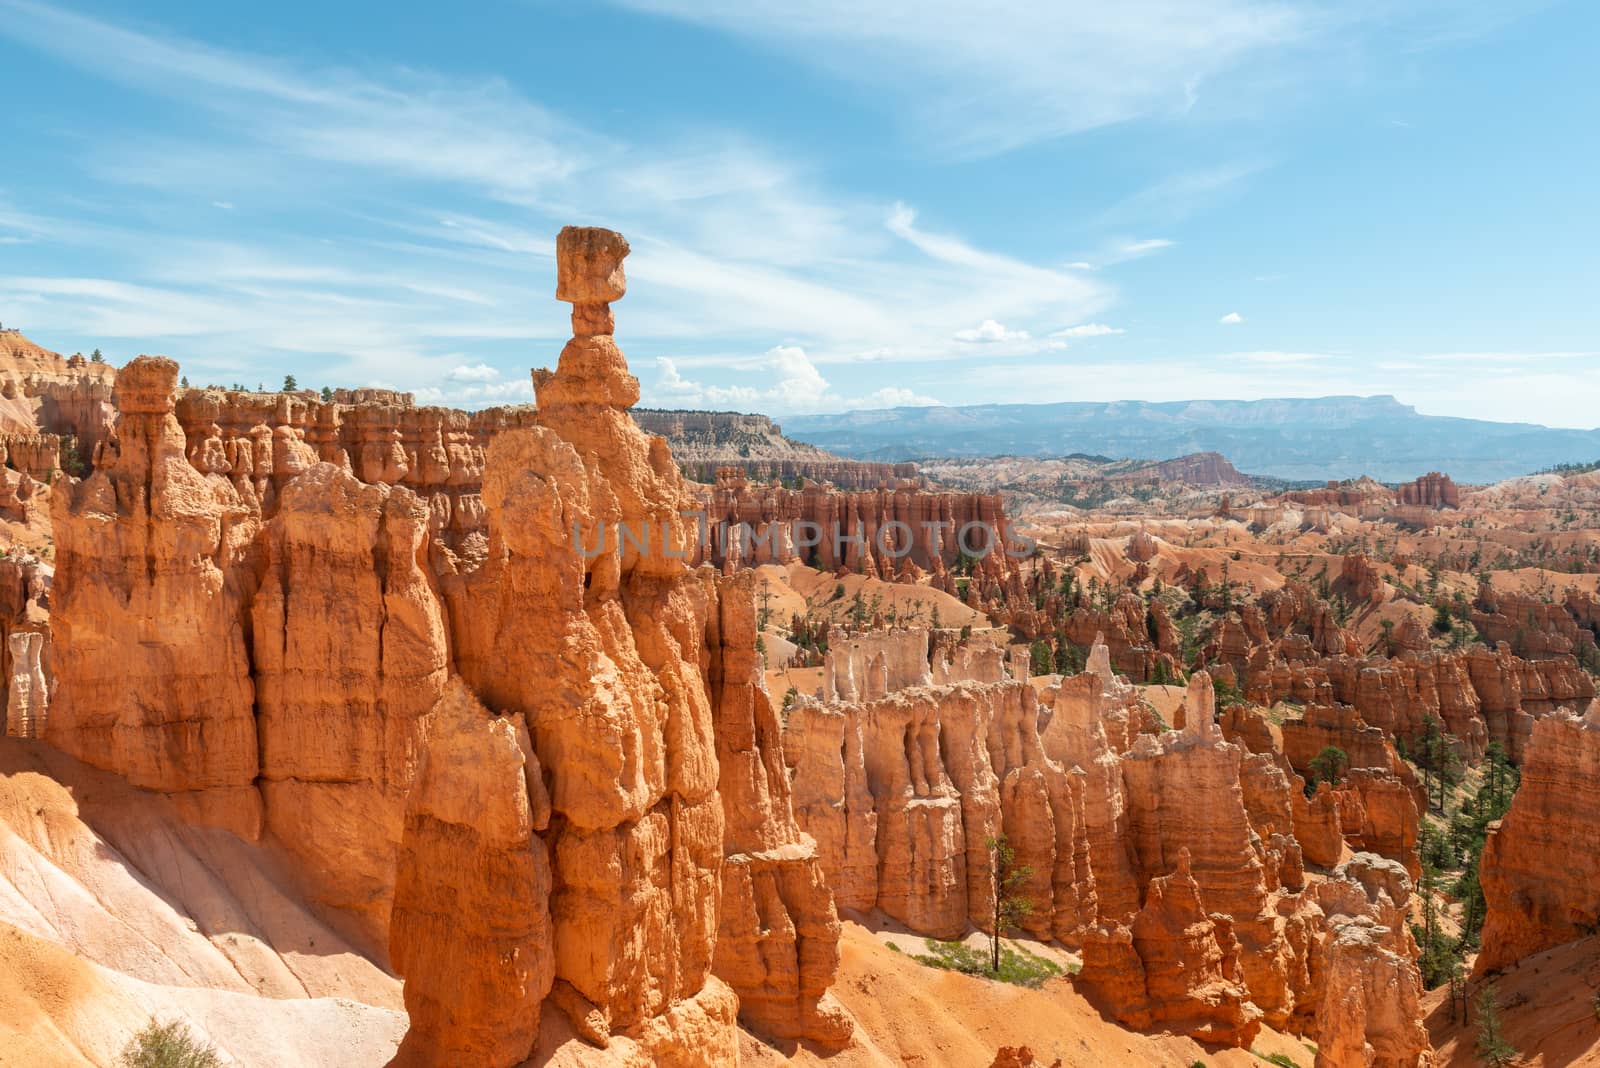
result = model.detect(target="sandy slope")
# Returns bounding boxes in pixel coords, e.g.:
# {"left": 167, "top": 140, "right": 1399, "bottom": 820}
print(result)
{"left": 739, "top": 921, "right": 1320, "bottom": 1068}
{"left": 1425, "top": 935, "right": 1600, "bottom": 1067}
{"left": 0, "top": 924, "right": 403, "bottom": 1068}
{"left": 0, "top": 739, "right": 404, "bottom": 1066}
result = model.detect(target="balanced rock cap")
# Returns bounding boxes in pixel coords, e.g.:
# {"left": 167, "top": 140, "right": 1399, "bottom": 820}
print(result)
{"left": 555, "top": 226, "right": 629, "bottom": 305}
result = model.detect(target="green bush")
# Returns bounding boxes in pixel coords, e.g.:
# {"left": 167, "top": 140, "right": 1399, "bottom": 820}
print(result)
{"left": 910, "top": 938, "right": 1063, "bottom": 989}
{"left": 120, "top": 1021, "right": 223, "bottom": 1068}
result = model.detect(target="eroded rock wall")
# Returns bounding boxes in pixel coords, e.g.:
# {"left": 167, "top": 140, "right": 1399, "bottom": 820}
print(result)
{"left": 1476, "top": 701, "right": 1600, "bottom": 974}
{"left": 47, "top": 355, "right": 263, "bottom": 838}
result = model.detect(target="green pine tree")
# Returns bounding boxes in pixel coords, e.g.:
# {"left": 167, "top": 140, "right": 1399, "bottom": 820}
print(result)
{"left": 986, "top": 835, "right": 1033, "bottom": 974}
{"left": 1475, "top": 980, "right": 1518, "bottom": 1067}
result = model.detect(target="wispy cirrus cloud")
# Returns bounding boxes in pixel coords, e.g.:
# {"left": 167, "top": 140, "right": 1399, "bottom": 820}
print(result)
{"left": 601, "top": 0, "right": 1544, "bottom": 157}
{"left": 1052, "top": 323, "right": 1125, "bottom": 338}
{"left": 0, "top": 1, "right": 1114, "bottom": 408}
{"left": 602, "top": 0, "right": 1313, "bottom": 156}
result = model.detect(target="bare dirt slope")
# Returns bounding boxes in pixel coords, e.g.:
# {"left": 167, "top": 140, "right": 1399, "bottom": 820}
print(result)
{"left": 0, "top": 739, "right": 404, "bottom": 1066}
{"left": 738, "top": 922, "right": 1320, "bottom": 1068}
{"left": 1425, "top": 935, "right": 1600, "bottom": 1067}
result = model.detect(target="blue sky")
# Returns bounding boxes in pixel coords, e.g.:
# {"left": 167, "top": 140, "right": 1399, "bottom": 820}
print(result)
{"left": 1, "top": 0, "right": 1596, "bottom": 426}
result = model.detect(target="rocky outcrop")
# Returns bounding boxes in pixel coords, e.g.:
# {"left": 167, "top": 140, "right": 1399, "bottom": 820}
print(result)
{"left": 820, "top": 629, "right": 934, "bottom": 703}
{"left": 0, "top": 432, "right": 64, "bottom": 480}
{"left": 631, "top": 408, "right": 919, "bottom": 491}
{"left": 0, "top": 551, "right": 50, "bottom": 739}
{"left": 4, "top": 630, "right": 47, "bottom": 738}
{"left": 1241, "top": 630, "right": 1591, "bottom": 767}
{"left": 47, "top": 355, "right": 263, "bottom": 837}
{"left": 1476, "top": 701, "right": 1600, "bottom": 974}
{"left": 407, "top": 227, "right": 735, "bottom": 1062}
{"left": 172, "top": 388, "right": 540, "bottom": 556}
{"left": 1126, "top": 848, "right": 1261, "bottom": 1046}
{"left": 389, "top": 679, "right": 553, "bottom": 1067}
{"left": 1108, "top": 674, "right": 1313, "bottom": 1032}
{"left": 251, "top": 462, "right": 449, "bottom": 936}
{"left": 695, "top": 467, "right": 1017, "bottom": 593}
{"left": 1132, "top": 451, "right": 1249, "bottom": 487}
{"left": 1055, "top": 594, "right": 1178, "bottom": 683}
{"left": 0, "top": 330, "right": 118, "bottom": 466}
{"left": 1339, "top": 552, "right": 1385, "bottom": 606}
{"left": 1039, "top": 655, "right": 1142, "bottom": 923}
{"left": 777, "top": 660, "right": 1432, "bottom": 1055}
{"left": 785, "top": 679, "right": 1096, "bottom": 944}
{"left": 988, "top": 1047, "right": 1063, "bottom": 1068}
{"left": 1314, "top": 913, "right": 1431, "bottom": 1068}
{"left": 1280, "top": 478, "right": 1395, "bottom": 514}
{"left": 1395, "top": 471, "right": 1460, "bottom": 509}
{"left": 707, "top": 571, "right": 852, "bottom": 1047}
{"left": 1471, "top": 585, "right": 1600, "bottom": 660}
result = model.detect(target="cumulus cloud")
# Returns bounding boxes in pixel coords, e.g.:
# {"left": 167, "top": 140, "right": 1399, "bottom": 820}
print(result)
{"left": 954, "top": 319, "right": 1031, "bottom": 344}
{"left": 651, "top": 349, "right": 938, "bottom": 413}
{"left": 414, "top": 376, "right": 533, "bottom": 406}
{"left": 1220, "top": 311, "right": 1244, "bottom": 324}
{"left": 847, "top": 386, "right": 941, "bottom": 409}
{"left": 446, "top": 362, "right": 501, "bottom": 381}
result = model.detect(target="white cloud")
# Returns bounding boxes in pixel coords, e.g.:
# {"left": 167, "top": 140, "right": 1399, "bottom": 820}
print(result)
{"left": 848, "top": 386, "right": 940, "bottom": 409}
{"left": 1228, "top": 350, "right": 1326, "bottom": 364}
{"left": 1220, "top": 311, "right": 1244, "bottom": 324}
{"left": 955, "top": 319, "right": 1031, "bottom": 344}
{"left": 767, "top": 345, "right": 831, "bottom": 409}
{"left": 446, "top": 362, "right": 501, "bottom": 382}
{"left": 650, "top": 349, "right": 939, "bottom": 414}
{"left": 1098, "top": 161, "right": 1267, "bottom": 225}
{"left": 0, "top": 5, "right": 1114, "bottom": 402}
{"left": 415, "top": 377, "right": 534, "bottom": 406}
{"left": 1102, "top": 237, "right": 1176, "bottom": 264}
{"left": 602, "top": 2, "right": 1532, "bottom": 158}
{"left": 1415, "top": 350, "right": 1595, "bottom": 363}
{"left": 1052, "top": 322, "right": 1125, "bottom": 338}
{"left": 602, "top": 0, "right": 1312, "bottom": 156}
{"left": 0, "top": 0, "right": 585, "bottom": 207}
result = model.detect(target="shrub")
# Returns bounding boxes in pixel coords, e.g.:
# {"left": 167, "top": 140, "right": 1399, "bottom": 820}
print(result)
{"left": 120, "top": 1021, "right": 223, "bottom": 1068}
{"left": 910, "top": 938, "right": 1063, "bottom": 989}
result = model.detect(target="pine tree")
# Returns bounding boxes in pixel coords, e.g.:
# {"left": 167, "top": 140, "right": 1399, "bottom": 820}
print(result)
{"left": 986, "top": 835, "right": 1033, "bottom": 974}
{"left": 1308, "top": 745, "right": 1350, "bottom": 794}
{"left": 283, "top": 374, "right": 298, "bottom": 392}
{"left": 1475, "top": 980, "right": 1518, "bottom": 1067}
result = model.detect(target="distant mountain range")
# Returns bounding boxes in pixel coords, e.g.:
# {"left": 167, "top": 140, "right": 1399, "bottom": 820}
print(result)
{"left": 781, "top": 395, "right": 1600, "bottom": 484}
